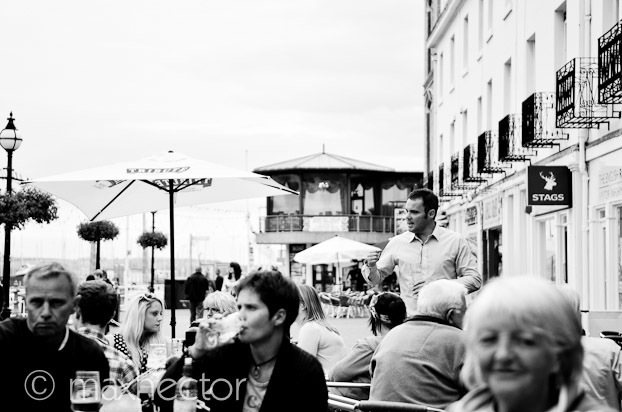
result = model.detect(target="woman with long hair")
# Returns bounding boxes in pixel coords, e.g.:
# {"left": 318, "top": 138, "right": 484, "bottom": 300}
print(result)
{"left": 224, "top": 262, "right": 242, "bottom": 295}
{"left": 328, "top": 292, "right": 406, "bottom": 400}
{"left": 447, "top": 276, "right": 611, "bottom": 412}
{"left": 296, "top": 284, "right": 347, "bottom": 375}
{"left": 109, "top": 292, "right": 166, "bottom": 374}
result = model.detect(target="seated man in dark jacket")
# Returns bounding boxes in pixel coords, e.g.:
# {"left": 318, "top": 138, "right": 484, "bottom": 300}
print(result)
{"left": 0, "top": 262, "right": 110, "bottom": 412}
{"left": 154, "top": 269, "right": 327, "bottom": 412}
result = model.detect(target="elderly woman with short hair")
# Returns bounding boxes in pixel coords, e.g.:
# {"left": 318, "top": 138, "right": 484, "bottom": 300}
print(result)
{"left": 447, "top": 276, "right": 613, "bottom": 412}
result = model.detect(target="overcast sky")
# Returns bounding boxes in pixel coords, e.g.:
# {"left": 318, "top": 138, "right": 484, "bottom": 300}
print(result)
{"left": 1, "top": 1, "right": 425, "bottom": 271}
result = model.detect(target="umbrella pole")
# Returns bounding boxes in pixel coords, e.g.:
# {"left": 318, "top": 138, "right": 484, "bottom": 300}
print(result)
{"left": 169, "top": 180, "right": 176, "bottom": 338}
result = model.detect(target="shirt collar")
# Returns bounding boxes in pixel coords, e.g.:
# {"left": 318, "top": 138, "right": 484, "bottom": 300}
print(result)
{"left": 77, "top": 326, "right": 107, "bottom": 345}
{"left": 58, "top": 326, "right": 70, "bottom": 351}
{"left": 411, "top": 223, "right": 442, "bottom": 243}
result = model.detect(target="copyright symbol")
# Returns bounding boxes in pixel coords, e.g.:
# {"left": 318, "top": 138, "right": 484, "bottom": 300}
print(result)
{"left": 25, "top": 370, "right": 55, "bottom": 401}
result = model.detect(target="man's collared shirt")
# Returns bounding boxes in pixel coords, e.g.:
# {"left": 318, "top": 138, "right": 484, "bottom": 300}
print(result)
{"left": 77, "top": 326, "right": 139, "bottom": 392}
{"left": 362, "top": 225, "right": 481, "bottom": 315}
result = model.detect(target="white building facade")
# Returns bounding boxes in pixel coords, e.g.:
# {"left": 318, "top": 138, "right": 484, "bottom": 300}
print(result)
{"left": 425, "top": 0, "right": 622, "bottom": 330}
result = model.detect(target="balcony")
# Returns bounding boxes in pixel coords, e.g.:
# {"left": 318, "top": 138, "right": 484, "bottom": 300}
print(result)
{"left": 256, "top": 214, "right": 396, "bottom": 245}
{"left": 556, "top": 57, "right": 620, "bottom": 128}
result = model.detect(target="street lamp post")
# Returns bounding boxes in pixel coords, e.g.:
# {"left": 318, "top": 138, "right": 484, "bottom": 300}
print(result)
{"left": 0, "top": 113, "right": 22, "bottom": 320}
{"left": 149, "top": 211, "right": 156, "bottom": 293}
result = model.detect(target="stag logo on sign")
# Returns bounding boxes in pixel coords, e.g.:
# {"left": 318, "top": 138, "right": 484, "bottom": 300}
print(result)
{"left": 540, "top": 171, "right": 557, "bottom": 191}
{"left": 527, "top": 166, "right": 572, "bottom": 207}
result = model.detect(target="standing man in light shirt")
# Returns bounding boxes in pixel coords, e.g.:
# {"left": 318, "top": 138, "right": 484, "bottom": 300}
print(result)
{"left": 362, "top": 188, "right": 481, "bottom": 315}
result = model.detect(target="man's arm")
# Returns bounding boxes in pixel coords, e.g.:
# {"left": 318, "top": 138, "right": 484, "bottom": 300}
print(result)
{"left": 454, "top": 236, "right": 482, "bottom": 293}
{"left": 362, "top": 249, "right": 394, "bottom": 286}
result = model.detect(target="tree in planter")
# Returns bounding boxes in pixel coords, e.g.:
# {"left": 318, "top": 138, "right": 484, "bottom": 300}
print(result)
{"left": 0, "top": 187, "right": 58, "bottom": 318}
{"left": 137, "top": 231, "right": 168, "bottom": 292}
{"left": 77, "top": 221, "right": 119, "bottom": 270}
{"left": 0, "top": 186, "right": 58, "bottom": 229}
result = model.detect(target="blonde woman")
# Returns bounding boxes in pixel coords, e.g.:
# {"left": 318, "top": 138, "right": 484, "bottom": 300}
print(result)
{"left": 108, "top": 292, "right": 166, "bottom": 374}
{"left": 190, "top": 291, "right": 238, "bottom": 327}
{"left": 296, "top": 284, "right": 347, "bottom": 375}
{"left": 447, "top": 276, "right": 612, "bottom": 412}
{"left": 203, "top": 291, "right": 237, "bottom": 318}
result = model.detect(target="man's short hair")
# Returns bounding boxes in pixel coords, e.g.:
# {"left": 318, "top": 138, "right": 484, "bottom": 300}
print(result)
{"left": 416, "top": 279, "right": 466, "bottom": 318}
{"left": 195, "top": 266, "right": 202, "bottom": 273}
{"left": 24, "top": 262, "right": 80, "bottom": 297}
{"left": 77, "top": 280, "right": 118, "bottom": 327}
{"left": 237, "top": 269, "right": 299, "bottom": 330}
{"left": 407, "top": 188, "right": 439, "bottom": 215}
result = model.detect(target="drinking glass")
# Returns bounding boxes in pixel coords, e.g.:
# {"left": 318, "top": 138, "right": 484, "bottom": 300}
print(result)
{"left": 146, "top": 343, "right": 167, "bottom": 370}
{"left": 206, "top": 312, "right": 243, "bottom": 348}
{"left": 70, "top": 371, "right": 101, "bottom": 412}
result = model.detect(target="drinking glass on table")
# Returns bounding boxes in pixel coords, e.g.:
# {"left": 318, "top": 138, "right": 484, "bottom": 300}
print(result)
{"left": 70, "top": 371, "right": 101, "bottom": 412}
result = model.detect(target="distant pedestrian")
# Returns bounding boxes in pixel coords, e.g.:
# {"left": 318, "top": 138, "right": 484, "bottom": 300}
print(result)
{"left": 224, "top": 261, "right": 242, "bottom": 295}
{"left": 214, "top": 268, "right": 224, "bottom": 291}
{"left": 94, "top": 268, "right": 114, "bottom": 288}
{"left": 184, "top": 266, "right": 209, "bottom": 323}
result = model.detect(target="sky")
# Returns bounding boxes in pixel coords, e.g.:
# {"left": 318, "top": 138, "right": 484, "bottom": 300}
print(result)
{"left": 0, "top": 1, "right": 425, "bottom": 272}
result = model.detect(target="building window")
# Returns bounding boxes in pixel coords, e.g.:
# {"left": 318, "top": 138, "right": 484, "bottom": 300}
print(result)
{"left": 526, "top": 35, "right": 536, "bottom": 96}
{"left": 477, "top": 96, "right": 483, "bottom": 134}
{"left": 504, "top": 58, "right": 512, "bottom": 113}
{"left": 439, "top": 133, "right": 444, "bottom": 165}
{"left": 450, "top": 36, "right": 455, "bottom": 85}
{"left": 439, "top": 52, "right": 444, "bottom": 96}
{"left": 462, "top": 110, "right": 468, "bottom": 147}
{"left": 604, "top": 0, "right": 620, "bottom": 31}
{"left": 381, "top": 179, "right": 413, "bottom": 216}
{"left": 538, "top": 218, "right": 557, "bottom": 282}
{"left": 463, "top": 16, "right": 469, "bottom": 69}
{"left": 350, "top": 180, "right": 375, "bottom": 215}
{"left": 554, "top": 3, "right": 567, "bottom": 71}
{"left": 450, "top": 120, "right": 456, "bottom": 157}
{"left": 302, "top": 175, "right": 344, "bottom": 215}
{"left": 270, "top": 174, "right": 301, "bottom": 214}
{"left": 478, "top": 0, "right": 484, "bottom": 49}
{"left": 486, "top": 80, "right": 493, "bottom": 129}
{"left": 487, "top": 0, "right": 494, "bottom": 34}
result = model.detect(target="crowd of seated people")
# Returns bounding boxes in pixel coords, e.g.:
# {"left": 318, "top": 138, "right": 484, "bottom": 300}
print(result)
{"left": 5, "top": 260, "right": 622, "bottom": 412}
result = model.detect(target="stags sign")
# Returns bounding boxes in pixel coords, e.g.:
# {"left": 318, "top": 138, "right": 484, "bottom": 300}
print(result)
{"left": 527, "top": 166, "right": 572, "bottom": 206}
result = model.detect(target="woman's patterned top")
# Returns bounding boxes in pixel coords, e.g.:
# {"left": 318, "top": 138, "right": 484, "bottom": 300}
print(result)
{"left": 111, "top": 333, "right": 148, "bottom": 374}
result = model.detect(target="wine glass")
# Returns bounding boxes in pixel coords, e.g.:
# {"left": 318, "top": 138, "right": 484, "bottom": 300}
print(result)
{"left": 70, "top": 371, "right": 101, "bottom": 412}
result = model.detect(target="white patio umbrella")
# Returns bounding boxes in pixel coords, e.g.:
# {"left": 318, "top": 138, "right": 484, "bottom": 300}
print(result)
{"left": 294, "top": 235, "right": 381, "bottom": 287}
{"left": 23, "top": 150, "right": 297, "bottom": 337}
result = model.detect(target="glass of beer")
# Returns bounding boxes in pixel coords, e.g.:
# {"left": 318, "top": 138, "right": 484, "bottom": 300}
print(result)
{"left": 70, "top": 370, "right": 101, "bottom": 411}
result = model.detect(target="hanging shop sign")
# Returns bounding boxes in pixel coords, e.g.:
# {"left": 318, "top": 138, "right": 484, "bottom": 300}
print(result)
{"left": 465, "top": 206, "right": 478, "bottom": 226}
{"left": 527, "top": 166, "right": 572, "bottom": 206}
{"left": 482, "top": 197, "right": 502, "bottom": 230}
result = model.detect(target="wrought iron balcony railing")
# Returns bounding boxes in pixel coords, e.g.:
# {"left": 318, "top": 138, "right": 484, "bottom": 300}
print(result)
{"left": 439, "top": 163, "right": 462, "bottom": 199}
{"left": 556, "top": 57, "right": 621, "bottom": 128}
{"left": 522, "top": 92, "right": 568, "bottom": 148}
{"left": 477, "top": 131, "right": 507, "bottom": 174}
{"left": 463, "top": 144, "right": 488, "bottom": 184}
{"left": 499, "top": 114, "right": 535, "bottom": 163}
{"left": 259, "top": 214, "right": 395, "bottom": 234}
{"left": 451, "top": 151, "right": 485, "bottom": 190}
{"left": 599, "top": 19, "right": 622, "bottom": 104}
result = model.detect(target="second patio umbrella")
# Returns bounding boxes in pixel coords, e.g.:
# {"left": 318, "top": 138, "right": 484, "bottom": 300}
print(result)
{"left": 294, "top": 235, "right": 381, "bottom": 287}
